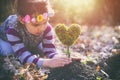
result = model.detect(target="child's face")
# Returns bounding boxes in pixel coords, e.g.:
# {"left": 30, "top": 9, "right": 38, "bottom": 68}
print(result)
{"left": 25, "top": 19, "right": 48, "bottom": 36}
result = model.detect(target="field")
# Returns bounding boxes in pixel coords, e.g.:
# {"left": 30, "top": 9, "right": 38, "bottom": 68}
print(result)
{"left": 1, "top": 25, "right": 120, "bottom": 80}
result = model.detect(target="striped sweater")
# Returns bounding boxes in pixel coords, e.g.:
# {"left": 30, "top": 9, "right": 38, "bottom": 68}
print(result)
{"left": 6, "top": 20, "right": 56, "bottom": 67}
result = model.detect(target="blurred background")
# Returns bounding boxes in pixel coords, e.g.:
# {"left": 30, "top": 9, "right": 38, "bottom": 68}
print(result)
{"left": 1, "top": 1, "right": 120, "bottom": 79}
{"left": 0, "top": 0, "right": 120, "bottom": 26}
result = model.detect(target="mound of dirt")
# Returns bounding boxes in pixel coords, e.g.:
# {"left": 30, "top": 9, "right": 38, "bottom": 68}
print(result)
{"left": 47, "top": 60, "right": 110, "bottom": 80}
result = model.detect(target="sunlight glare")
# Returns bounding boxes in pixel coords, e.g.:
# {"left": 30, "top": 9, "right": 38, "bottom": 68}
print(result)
{"left": 63, "top": 0, "right": 96, "bottom": 15}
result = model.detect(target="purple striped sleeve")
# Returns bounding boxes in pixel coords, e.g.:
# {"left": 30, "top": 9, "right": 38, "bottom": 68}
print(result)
{"left": 43, "top": 25, "right": 51, "bottom": 36}
{"left": 15, "top": 47, "right": 28, "bottom": 56}
{"left": 48, "top": 53, "right": 56, "bottom": 58}
{"left": 32, "top": 58, "right": 39, "bottom": 64}
{"left": 8, "top": 40, "right": 22, "bottom": 46}
{"left": 6, "top": 27, "right": 44, "bottom": 67}
{"left": 44, "top": 35, "right": 53, "bottom": 40}
{"left": 6, "top": 28, "right": 21, "bottom": 38}
{"left": 44, "top": 51, "right": 55, "bottom": 55}
{"left": 42, "top": 24, "right": 56, "bottom": 58}
{"left": 43, "top": 44, "right": 55, "bottom": 48}
{"left": 23, "top": 54, "right": 33, "bottom": 64}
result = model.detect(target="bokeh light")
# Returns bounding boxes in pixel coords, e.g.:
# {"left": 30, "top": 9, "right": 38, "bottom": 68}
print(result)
{"left": 64, "top": 0, "right": 96, "bottom": 15}
{"left": 51, "top": 0, "right": 100, "bottom": 25}
{"left": 53, "top": 0, "right": 120, "bottom": 25}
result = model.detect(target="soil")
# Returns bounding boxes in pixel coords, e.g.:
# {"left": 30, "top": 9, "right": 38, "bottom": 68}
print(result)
{"left": 47, "top": 54, "right": 120, "bottom": 80}
{"left": 1, "top": 26, "right": 120, "bottom": 80}
{"left": 47, "top": 26, "right": 120, "bottom": 80}
{"left": 47, "top": 60, "right": 106, "bottom": 80}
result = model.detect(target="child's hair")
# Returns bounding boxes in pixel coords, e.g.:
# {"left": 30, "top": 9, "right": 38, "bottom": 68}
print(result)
{"left": 16, "top": 0, "right": 53, "bottom": 17}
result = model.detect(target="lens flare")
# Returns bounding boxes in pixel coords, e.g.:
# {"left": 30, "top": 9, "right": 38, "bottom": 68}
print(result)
{"left": 58, "top": 0, "right": 96, "bottom": 14}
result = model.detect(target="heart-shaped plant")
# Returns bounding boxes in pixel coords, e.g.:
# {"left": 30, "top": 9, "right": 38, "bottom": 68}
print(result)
{"left": 55, "top": 24, "right": 81, "bottom": 57}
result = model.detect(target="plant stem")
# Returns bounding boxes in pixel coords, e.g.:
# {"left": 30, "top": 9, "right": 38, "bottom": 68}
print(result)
{"left": 67, "top": 46, "right": 70, "bottom": 58}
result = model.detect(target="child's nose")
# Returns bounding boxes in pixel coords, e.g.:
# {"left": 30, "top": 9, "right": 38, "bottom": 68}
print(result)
{"left": 37, "top": 27, "right": 43, "bottom": 33}
{"left": 39, "top": 26, "right": 44, "bottom": 31}
{"left": 37, "top": 27, "right": 41, "bottom": 32}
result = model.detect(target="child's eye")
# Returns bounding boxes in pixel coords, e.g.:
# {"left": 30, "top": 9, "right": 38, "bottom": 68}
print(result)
{"left": 31, "top": 23, "right": 41, "bottom": 27}
{"left": 31, "top": 21, "right": 47, "bottom": 27}
{"left": 33, "top": 24, "right": 40, "bottom": 26}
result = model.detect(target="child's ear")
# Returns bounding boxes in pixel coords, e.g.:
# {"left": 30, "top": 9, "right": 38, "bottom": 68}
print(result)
{"left": 18, "top": 16, "right": 24, "bottom": 24}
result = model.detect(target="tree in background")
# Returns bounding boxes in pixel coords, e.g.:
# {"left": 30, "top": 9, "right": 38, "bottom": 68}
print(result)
{"left": 51, "top": 0, "right": 120, "bottom": 26}
{"left": 0, "top": 0, "right": 16, "bottom": 23}
{"left": 0, "top": 0, "right": 120, "bottom": 26}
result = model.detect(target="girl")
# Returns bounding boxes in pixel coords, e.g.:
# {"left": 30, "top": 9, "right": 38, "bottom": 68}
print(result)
{"left": 0, "top": 0, "right": 71, "bottom": 68}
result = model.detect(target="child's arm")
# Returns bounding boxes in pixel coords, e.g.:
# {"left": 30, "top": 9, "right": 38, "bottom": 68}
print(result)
{"left": 6, "top": 24, "right": 72, "bottom": 68}
{"left": 42, "top": 23, "right": 57, "bottom": 58}
{"left": 6, "top": 28, "right": 44, "bottom": 67}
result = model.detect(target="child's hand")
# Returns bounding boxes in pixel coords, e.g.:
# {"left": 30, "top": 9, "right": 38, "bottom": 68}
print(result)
{"left": 43, "top": 56, "right": 72, "bottom": 68}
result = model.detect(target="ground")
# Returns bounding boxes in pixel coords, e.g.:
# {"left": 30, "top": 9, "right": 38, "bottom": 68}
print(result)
{"left": 48, "top": 25, "right": 120, "bottom": 80}
{"left": 0, "top": 26, "right": 120, "bottom": 80}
